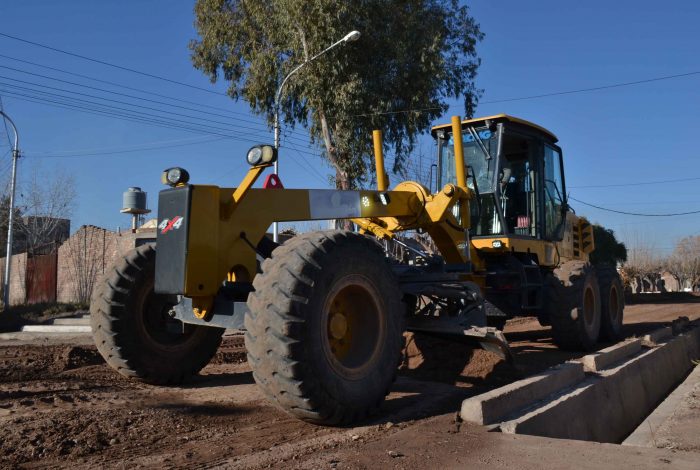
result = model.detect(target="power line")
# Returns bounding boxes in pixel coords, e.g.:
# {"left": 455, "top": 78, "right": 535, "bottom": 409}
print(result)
{"left": 2, "top": 90, "right": 320, "bottom": 160}
{"left": 0, "top": 31, "right": 225, "bottom": 96}
{"left": 284, "top": 140, "right": 329, "bottom": 185}
{"left": 29, "top": 136, "right": 227, "bottom": 158}
{"left": 1, "top": 90, "right": 261, "bottom": 142}
{"left": 0, "top": 67, "right": 272, "bottom": 131}
{"left": 336, "top": 70, "right": 700, "bottom": 119}
{"left": 0, "top": 33, "right": 450, "bottom": 128}
{"left": 0, "top": 81, "right": 313, "bottom": 147}
{"left": 342, "top": 106, "right": 443, "bottom": 118}
{"left": 570, "top": 176, "right": 700, "bottom": 189}
{"left": 0, "top": 54, "right": 321, "bottom": 144}
{"left": 4, "top": 34, "right": 697, "bottom": 145}
{"left": 479, "top": 71, "right": 700, "bottom": 104}
{"left": 0, "top": 86, "right": 259, "bottom": 139}
{"left": 212, "top": 160, "right": 251, "bottom": 186}
{"left": 569, "top": 196, "right": 700, "bottom": 217}
{"left": 28, "top": 135, "right": 215, "bottom": 155}
{"left": 0, "top": 70, "right": 312, "bottom": 147}
{"left": 0, "top": 53, "right": 257, "bottom": 118}
{"left": 0, "top": 74, "right": 279, "bottom": 138}
{"left": 590, "top": 200, "right": 700, "bottom": 206}
{"left": 0, "top": 32, "right": 345, "bottom": 148}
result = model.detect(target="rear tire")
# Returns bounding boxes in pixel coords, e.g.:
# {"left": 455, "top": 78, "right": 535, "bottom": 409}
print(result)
{"left": 546, "top": 261, "right": 601, "bottom": 351}
{"left": 90, "top": 244, "right": 224, "bottom": 384}
{"left": 245, "top": 231, "right": 404, "bottom": 425}
{"left": 598, "top": 265, "right": 624, "bottom": 341}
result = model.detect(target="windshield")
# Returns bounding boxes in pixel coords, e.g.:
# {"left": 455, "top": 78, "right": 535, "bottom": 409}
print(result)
{"left": 439, "top": 128, "right": 499, "bottom": 192}
{"left": 438, "top": 126, "right": 504, "bottom": 236}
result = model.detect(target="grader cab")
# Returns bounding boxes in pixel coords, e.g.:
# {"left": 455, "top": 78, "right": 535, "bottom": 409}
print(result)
{"left": 90, "top": 114, "right": 624, "bottom": 425}
{"left": 432, "top": 115, "right": 623, "bottom": 347}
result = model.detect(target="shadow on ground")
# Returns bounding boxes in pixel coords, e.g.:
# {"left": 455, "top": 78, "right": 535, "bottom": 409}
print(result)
{"left": 627, "top": 292, "right": 700, "bottom": 305}
{"left": 184, "top": 371, "right": 255, "bottom": 388}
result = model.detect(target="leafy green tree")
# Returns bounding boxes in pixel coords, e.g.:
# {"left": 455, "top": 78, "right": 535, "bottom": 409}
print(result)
{"left": 190, "top": 0, "right": 483, "bottom": 190}
{"left": 590, "top": 224, "right": 627, "bottom": 266}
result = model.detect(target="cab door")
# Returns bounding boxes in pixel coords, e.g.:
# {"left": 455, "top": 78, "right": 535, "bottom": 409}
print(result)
{"left": 542, "top": 144, "right": 567, "bottom": 240}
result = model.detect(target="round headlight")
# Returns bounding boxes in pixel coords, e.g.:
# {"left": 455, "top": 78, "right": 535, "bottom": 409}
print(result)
{"left": 167, "top": 168, "right": 182, "bottom": 184}
{"left": 246, "top": 145, "right": 277, "bottom": 166}
{"left": 161, "top": 167, "right": 190, "bottom": 187}
{"left": 247, "top": 146, "right": 263, "bottom": 166}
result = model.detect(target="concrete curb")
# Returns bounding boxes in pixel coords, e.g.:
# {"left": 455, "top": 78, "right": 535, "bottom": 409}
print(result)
{"left": 642, "top": 327, "right": 672, "bottom": 346}
{"left": 579, "top": 338, "right": 642, "bottom": 372}
{"left": 21, "top": 325, "right": 92, "bottom": 333}
{"left": 52, "top": 317, "right": 90, "bottom": 326}
{"left": 458, "top": 322, "right": 700, "bottom": 443}
{"left": 460, "top": 362, "right": 584, "bottom": 425}
{"left": 0, "top": 331, "right": 94, "bottom": 342}
{"left": 498, "top": 327, "right": 700, "bottom": 443}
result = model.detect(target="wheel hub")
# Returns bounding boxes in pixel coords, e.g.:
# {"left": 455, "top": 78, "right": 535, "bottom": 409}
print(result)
{"left": 329, "top": 312, "right": 348, "bottom": 340}
{"left": 323, "top": 276, "right": 383, "bottom": 373}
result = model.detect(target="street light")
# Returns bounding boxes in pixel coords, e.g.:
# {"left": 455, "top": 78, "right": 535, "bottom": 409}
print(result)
{"left": 272, "top": 30, "right": 361, "bottom": 242}
{"left": 0, "top": 110, "right": 19, "bottom": 310}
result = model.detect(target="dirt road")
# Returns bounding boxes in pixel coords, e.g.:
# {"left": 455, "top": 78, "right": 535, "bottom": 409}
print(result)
{"left": 1, "top": 296, "right": 698, "bottom": 468}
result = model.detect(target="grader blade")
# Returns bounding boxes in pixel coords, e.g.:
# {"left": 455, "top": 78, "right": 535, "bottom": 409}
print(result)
{"left": 406, "top": 316, "right": 513, "bottom": 362}
{"left": 464, "top": 327, "right": 513, "bottom": 362}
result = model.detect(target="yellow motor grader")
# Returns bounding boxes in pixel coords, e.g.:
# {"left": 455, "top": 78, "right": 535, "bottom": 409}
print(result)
{"left": 90, "top": 114, "right": 624, "bottom": 425}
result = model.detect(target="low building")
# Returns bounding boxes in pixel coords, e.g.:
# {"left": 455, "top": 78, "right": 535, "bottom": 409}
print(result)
{"left": 0, "top": 223, "right": 155, "bottom": 306}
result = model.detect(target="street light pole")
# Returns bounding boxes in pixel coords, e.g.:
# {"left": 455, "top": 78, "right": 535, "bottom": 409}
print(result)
{"left": 272, "top": 30, "right": 361, "bottom": 242}
{"left": 0, "top": 110, "right": 19, "bottom": 310}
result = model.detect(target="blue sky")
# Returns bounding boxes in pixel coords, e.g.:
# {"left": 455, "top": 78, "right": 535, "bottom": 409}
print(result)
{"left": 0, "top": 1, "right": 698, "bottom": 254}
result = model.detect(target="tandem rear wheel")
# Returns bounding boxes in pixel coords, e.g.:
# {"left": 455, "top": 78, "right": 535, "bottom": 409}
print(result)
{"left": 597, "top": 265, "right": 625, "bottom": 341}
{"left": 546, "top": 261, "right": 602, "bottom": 351}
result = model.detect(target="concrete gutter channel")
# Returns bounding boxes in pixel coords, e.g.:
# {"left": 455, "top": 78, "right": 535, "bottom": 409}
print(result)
{"left": 460, "top": 317, "right": 700, "bottom": 444}
{"left": 623, "top": 358, "right": 700, "bottom": 448}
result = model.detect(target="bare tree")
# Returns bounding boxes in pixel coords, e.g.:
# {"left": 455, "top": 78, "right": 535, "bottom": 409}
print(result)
{"left": 63, "top": 226, "right": 113, "bottom": 304}
{"left": 620, "top": 231, "right": 665, "bottom": 293}
{"left": 396, "top": 144, "right": 436, "bottom": 191}
{"left": 666, "top": 236, "right": 700, "bottom": 292}
{"left": 16, "top": 167, "right": 76, "bottom": 255}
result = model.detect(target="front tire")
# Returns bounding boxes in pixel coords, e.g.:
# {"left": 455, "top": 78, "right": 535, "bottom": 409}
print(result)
{"left": 245, "top": 231, "right": 404, "bottom": 425}
{"left": 546, "top": 261, "right": 601, "bottom": 351}
{"left": 90, "top": 244, "right": 224, "bottom": 384}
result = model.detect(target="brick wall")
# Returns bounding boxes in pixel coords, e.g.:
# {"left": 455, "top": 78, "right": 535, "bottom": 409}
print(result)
{"left": 57, "top": 226, "right": 116, "bottom": 304}
{"left": 0, "top": 225, "right": 156, "bottom": 306}
{"left": 56, "top": 226, "right": 155, "bottom": 304}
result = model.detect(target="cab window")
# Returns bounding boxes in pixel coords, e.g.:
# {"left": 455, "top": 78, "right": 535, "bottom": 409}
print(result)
{"left": 543, "top": 144, "right": 566, "bottom": 240}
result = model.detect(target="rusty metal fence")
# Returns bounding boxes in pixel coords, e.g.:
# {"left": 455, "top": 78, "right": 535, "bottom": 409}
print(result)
{"left": 25, "top": 250, "right": 58, "bottom": 304}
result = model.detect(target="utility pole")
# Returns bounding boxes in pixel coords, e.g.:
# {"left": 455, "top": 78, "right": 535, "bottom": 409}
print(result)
{"left": 0, "top": 110, "right": 19, "bottom": 310}
{"left": 272, "top": 30, "right": 361, "bottom": 242}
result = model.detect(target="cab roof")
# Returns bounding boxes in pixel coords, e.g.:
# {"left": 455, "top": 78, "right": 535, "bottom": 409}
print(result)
{"left": 430, "top": 114, "right": 558, "bottom": 143}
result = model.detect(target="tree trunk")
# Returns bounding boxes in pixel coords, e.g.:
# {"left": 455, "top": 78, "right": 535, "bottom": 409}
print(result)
{"left": 318, "top": 110, "right": 353, "bottom": 230}
{"left": 297, "top": 29, "right": 353, "bottom": 230}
